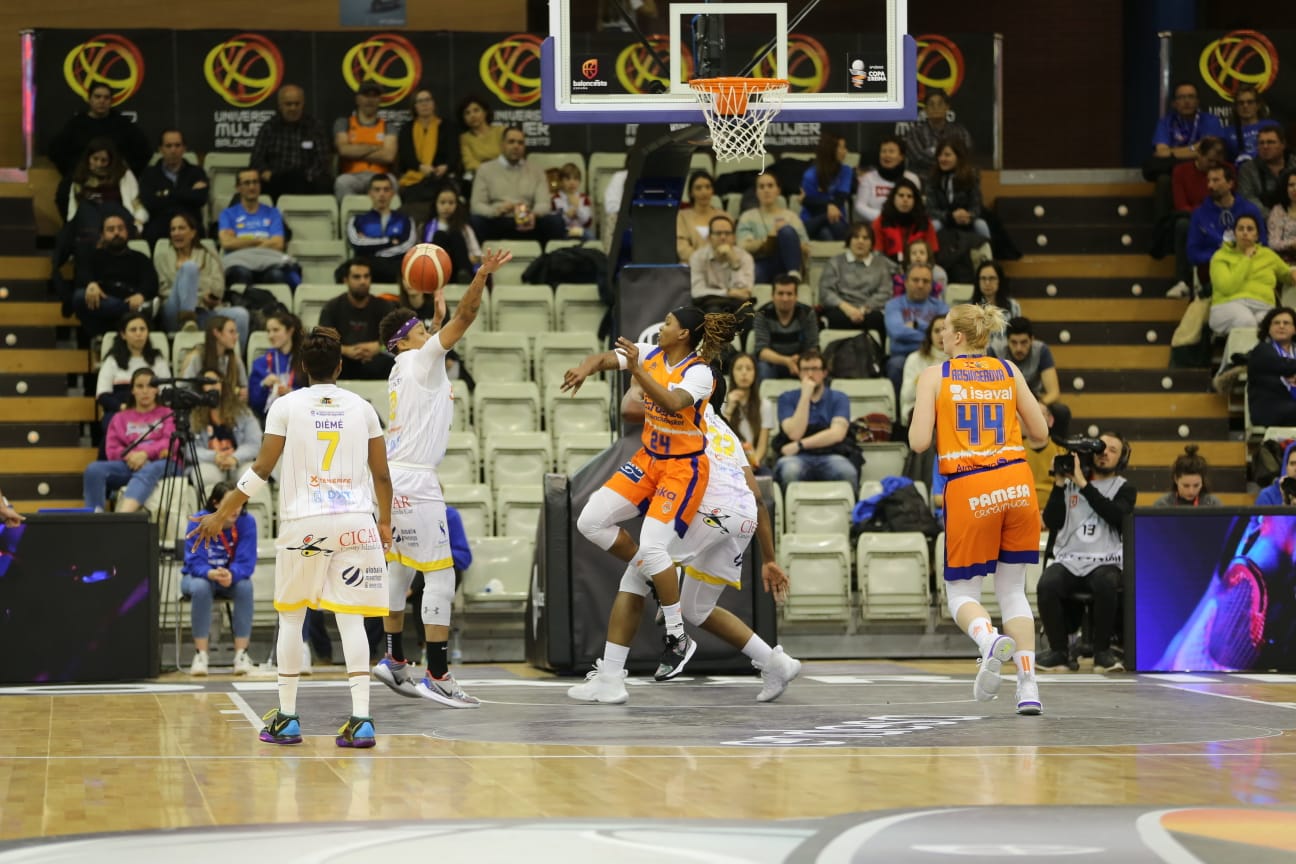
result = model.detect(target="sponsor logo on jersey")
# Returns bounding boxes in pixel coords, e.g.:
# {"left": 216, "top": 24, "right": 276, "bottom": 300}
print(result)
{"left": 341, "top": 566, "right": 363, "bottom": 587}
{"left": 287, "top": 534, "right": 333, "bottom": 557}
{"left": 967, "top": 484, "right": 1033, "bottom": 517}
{"left": 618, "top": 461, "right": 645, "bottom": 483}
{"left": 949, "top": 383, "right": 1012, "bottom": 402}
{"left": 338, "top": 527, "right": 380, "bottom": 547}
{"left": 701, "top": 509, "right": 730, "bottom": 534}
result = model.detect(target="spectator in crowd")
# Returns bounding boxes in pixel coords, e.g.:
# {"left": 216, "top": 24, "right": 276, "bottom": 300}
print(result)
{"left": 458, "top": 94, "right": 504, "bottom": 181}
{"left": 1238, "top": 125, "right": 1296, "bottom": 213}
{"left": 218, "top": 169, "right": 292, "bottom": 288}
{"left": 1208, "top": 213, "right": 1290, "bottom": 336}
{"left": 738, "top": 172, "right": 811, "bottom": 282}
{"left": 722, "top": 352, "right": 771, "bottom": 468}
{"left": 422, "top": 186, "right": 481, "bottom": 283}
{"left": 855, "top": 135, "right": 921, "bottom": 225}
{"left": 1188, "top": 163, "right": 1266, "bottom": 292}
{"left": 319, "top": 259, "right": 397, "bottom": 380}
{"left": 191, "top": 369, "right": 263, "bottom": 488}
{"left": 902, "top": 89, "right": 973, "bottom": 177}
{"left": 249, "top": 310, "right": 305, "bottom": 421}
{"left": 469, "top": 126, "right": 563, "bottom": 242}
{"left": 799, "top": 131, "right": 854, "bottom": 241}
{"left": 48, "top": 81, "right": 150, "bottom": 177}
{"left": 553, "top": 163, "right": 594, "bottom": 239}
{"left": 82, "top": 368, "right": 173, "bottom": 513}
{"left": 1224, "top": 84, "right": 1271, "bottom": 163}
{"left": 1036, "top": 432, "right": 1136, "bottom": 673}
{"left": 180, "top": 314, "right": 249, "bottom": 404}
{"left": 55, "top": 139, "right": 147, "bottom": 279}
{"left": 899, "top": 314, "right": 947, "bottom": 425}
{"left": 74, "top": 214, "right": 158, "bottom": 339}
{"left": 871, "top": 178, "right": 939, "bottom": 262}
{"left": 1165, "top": 135, "right": 1228, "bottom": 298}
{"left": 95, "top": 311, "right": 170, "bottom": 432}
{"left": 1267, "top": 170, "right": 1296, "bottom": 265}
{"left": 250, "top": 84, "right": 333, "bottom": 199}
{"left": 819, "top": 222, "right": 897, "bottom": 334}
{"left": 334, "top": 79, "right": 398, "bottom": 200}
{"left": 1246, "top": 306, "right": 1296, "bottom": 428}
{"left": 345, "top": 174, "right": 415, "bottom": 284}
{"left": 772, "top": 349, "right": 858, "bottom": 491}
{"left": 754, "top": 274, "right": 819, "bottom": 380}
{"left": 155, "top": 211, "right": 250, "bottom": 346}
{"left": 1153, "top": 444, "right": 1222, "bottom": 507}
{"left": 395, "top": 87, "right": 458, "bottom": 221}
{"left": 1255, "top": 439, "right": 1296, "bottom": 506}
{"left": 183, "top": 481, "right": 256, "bottom": 677}
{"left": 971, "top": 261, "right": 1020, "bottom": 356}
{"left": 998, "top": 317, "right": 1069, "bottom": 439}
{"left": 677, "top": 170, "right": 724, "bottom": 263}
{"left": 689, "top": 213, "right": 754, "bottom": 314}
{"left": 926, "top": 138, "right": 990, "bottom": 239}
{"left": 905, "top": 237, "right": 947, "bottom": 298}
{"left": 884, "top": 263, "right": 948, "bottom": 390}
{"left": 1149, "top": 82, "right": 1227, "bottom": 228}
{"left": 138, "top": 129, "right": 209, "bottom": 245}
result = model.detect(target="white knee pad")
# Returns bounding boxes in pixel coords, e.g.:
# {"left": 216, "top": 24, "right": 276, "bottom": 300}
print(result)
{"left": 946, "top": 575, "right": 984, "bottom": 621}
{"left": 387, "top": 561, "right": 417, "bottom": 613}
{"left": 680, "top": 576, "right": 724, "bottom": 627}
{"left": 635, "top": 517, "right": 676, "bottom": 576}
{"left": 993, "top": 562, "right": 1034, "bottom": 622}
{"left": 617, "top": 562, "right": 653, "bottom": 596}
{"left": 421, "top": 567, "right": 455, "bottom": 627}
{"left": 577, "top": 487, "right": 641, "bottom": 550}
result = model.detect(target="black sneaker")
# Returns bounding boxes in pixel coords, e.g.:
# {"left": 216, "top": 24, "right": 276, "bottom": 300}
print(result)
{"left": 653, "top": 632, "right": 697, "bottom": 681}
{"left": 1036, "top": 649, "right": 1077, "bottom": 672}
{"left": 1093, "top": 651, "right": 1125, "bottom": 673}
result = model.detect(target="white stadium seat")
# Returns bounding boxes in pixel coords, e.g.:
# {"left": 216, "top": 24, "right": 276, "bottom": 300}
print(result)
{"left": 858, "top": 442, "right": 910, "bottom": 484}
{"left": 778, "top": 533, "right": 852, "bottom": 624}
{"left": 466, "top": 331, "right": 532, "bottom": 382}
{"left": 857, "top": 532, "right": 930, "bottom": 621}
{"left": 783, "top": 481, "right": 855, "bottom": 536}
{"left": 463, "top": 536, "right": 534, "bottom": 608}
{"left": 495, "top": 485, "right": 545, "bottom": 539}
{"left": 443, "top": 483, "right": 494, "bottom": 540}
{"left": 441, "top": 431, "right": 481, "bottom": 486}
{"left": 484, "top": 433, "right": 552, "bottom": 490}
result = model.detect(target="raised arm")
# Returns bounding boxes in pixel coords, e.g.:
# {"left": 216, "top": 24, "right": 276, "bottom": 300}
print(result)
{"left": 434, "top": 247, "right": 512, "bottom": 350}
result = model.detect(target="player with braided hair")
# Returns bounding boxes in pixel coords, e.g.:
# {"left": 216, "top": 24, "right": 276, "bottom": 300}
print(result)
{"left": 563, "top": 306, "right": 742, "bottom": 681}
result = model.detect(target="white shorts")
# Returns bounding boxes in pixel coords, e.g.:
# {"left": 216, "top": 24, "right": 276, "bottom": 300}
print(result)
{"left": 387, "top": 467, "right": 453, "bottom": 573}
{"left": 673, "top": 502, "right": 758, "bottom": 589}
{"left": 275, "top": 513, "right": 388, "bottom": 616}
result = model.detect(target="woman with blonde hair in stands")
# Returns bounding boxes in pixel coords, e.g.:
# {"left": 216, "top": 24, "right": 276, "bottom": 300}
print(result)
{"left": 1154, "top": 444, "right": 1222, "bottom": 507}
{"left": 181, "top": 314, "right": 249, "bottom": 403}
{"left": 676, "top": 170, "right": 724, "bottom": 263}
{"left": 909, "top": 302, "right": 1050, "bottom": 715}
{"left": 191, "top": 367, "right": 264, "bottom": 489}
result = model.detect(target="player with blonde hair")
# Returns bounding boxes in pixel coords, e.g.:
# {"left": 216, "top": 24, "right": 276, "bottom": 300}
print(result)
{"left": 909, "top": 303, "right": 1050, "bottom": 714}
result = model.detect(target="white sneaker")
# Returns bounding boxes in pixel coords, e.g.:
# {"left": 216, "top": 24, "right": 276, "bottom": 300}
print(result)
{"left": 416, "top": 673, "right": 481, "bottom": 708}
{"left": 372, "top": 655, "right": 421, "bottom": 697}
{"left": 189, "top": 649, "right": 209, "bottom": 676}
{"left": 233, "top": 649, "right": 253, "bottom": 675}
{"left": 567, "top": 659, "right": 629, "bottom": 704}
{"left": 973, "top": 634, "right": 1016, "bottom": 702}
{"left": 755, "top": 646, "right": 802, "bottom": 703}
{"left": 300, "top": 643, "right": 313, "bottom": 676}
{"left": 1016, "top": 677, "right": 1043, "bottom": 715}
{"left": 1166, "top": 281, "right": 1191, "bottom": 299}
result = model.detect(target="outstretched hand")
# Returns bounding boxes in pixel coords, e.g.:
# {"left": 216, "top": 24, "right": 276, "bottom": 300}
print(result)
{"left": 186, "top": 513, "right": 225, "bottom": 551}
{"left": 615, "top": 337, "right": 640, "bottom": 374}
{"left": 762, "top": 561, "right": 789, "bottom": 603}
{"left": 561, "top": 365, "right": 588, "bottom": 395}
{"left": 478, "top": 247, "right": 514, "bottom": 276}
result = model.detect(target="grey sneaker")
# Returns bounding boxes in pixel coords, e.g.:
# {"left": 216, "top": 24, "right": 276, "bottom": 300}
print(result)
{"left": 372, "top": 655, "right": 420, "bottom": 697}
{"left": 653, "top": 632, "right": 697, "bottom": 681}
{"left": 567, "top": 659, "right": 630, "bottom": 704}
{"left": 416, "top": 673, "right": 481, "bottom": 708}
{"left": 973, "top": 634, "right": 1016, "bottom": 702}
{"left": 755, "top": 646, "right": 802, "bottom": 702}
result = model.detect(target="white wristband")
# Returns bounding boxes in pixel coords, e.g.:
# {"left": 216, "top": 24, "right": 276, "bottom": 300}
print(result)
{"left": 236, "top": 468, "right": 267, "bottom": 498}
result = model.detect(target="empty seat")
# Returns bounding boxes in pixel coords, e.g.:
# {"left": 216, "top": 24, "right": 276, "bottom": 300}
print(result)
{"left": 944, "top": 282, "right": 974, "bottom": 305}
{"left": 778, "top": 533, "right": 852, "bottom": 623}
{"left": 547, "top": 385, "right": 611, "bottom": 438}
{"left": 450, "top": 378, "right": 471, "bottom": 431}
{"left": 495, "top": 485, "right": 544, "bottom": 538}
{"left": 490, "top": 259, "right": 532, "bottom": 285}
{"left": 338, "top": 379, "right": 390, "bottom": 428}
{"left": 474, "top": 381, "right": 541, "bottom": 439}
{"left": 490, "top": 239, "right": 544, "bottom": 262}
{"left": 535, "top": 331, "right": 601, "bottom": 387}
{"left": 557, "top": 431, "right": 613, "bottom": 476}
{"left": 171, "top": 330, "right": 206, "bottom": 369}
{"left": 127, "top": 239, "right": 151, "bottom": 258}
{"left": 587, "top": 152, "right": 627, "bottom": 209}
{"left": 835, "top": 378, "right": 897, "bottom": 422}
{"left": 857, "top": 532, "right": 930, "bottom": 620}
{"left": 145, "top": 477, "right": 199, "bottom": 549}
{"left": 441, "top": 431, "right": 481, "bottom": 485}
{"left": 276, "top": 194, "right": 338, "bottom": 241}
{"left": 243, "top": 481, "right": 277, "bottom": 560}
{"left": 203, "top": 152, "right": 251, "bottom": 225}
{"left": 484, "top": 433, "right": 552, "bottom": 489}
{"left": 441, "top": 283, "right": 471, "bottom": 323}
{"left": 289, "top": 239, "right": 347, "bottom": 285}
{"left": 465, "top": 331, "right": 532, "bottom": 382}
{"left": 463, "top": 536, "right": 534, "bottom": 607}
{"left": 245, "top": 330, "right": 273, "bottom": 371}
{"left": 758, "top": 378, "right": 801, "bottom": 405}
{"left": 554, "top": 283, "right": 606, "bottom": 334}
{"left": 293, "top": 283, "right": 340, "bottom": 333}
{"left": 784, "top": 481, "right": 855, "bottom": 535}
{"left": 492, "top": 283, "right": 555, "bottom": 332}
{"left": 443, "top": 483, "right": 494, "bottom": 540}
{"left": 859, "top": 442, "right": 909, "bottom": 483}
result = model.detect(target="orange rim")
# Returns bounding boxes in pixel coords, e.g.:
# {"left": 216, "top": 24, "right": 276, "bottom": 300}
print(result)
{"left": 690, "top": 76, "right": 789, "bottom": 116}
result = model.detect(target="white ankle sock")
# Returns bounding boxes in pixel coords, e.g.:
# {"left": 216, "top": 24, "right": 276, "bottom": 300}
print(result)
{"left": 967, "top": 617, "right": 996, "bottom": 653}
{"left": 602, "top": 642, "right": 630, "bottom": 675}
{"left": 662, "top": 602, "right": 684, "bottom": 638}
{"left": 741, "top": 634, "right": 773, "bottom": 666}
{"left": 1014, "top": 650, "right": 1036, "bottom": 680}
{"left": 349, "top": 673, "right": 370, "bottom": 718}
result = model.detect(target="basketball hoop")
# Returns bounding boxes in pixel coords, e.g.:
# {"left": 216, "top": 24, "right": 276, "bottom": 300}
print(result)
{"left": 688, "top": 76, "right": 789, "bottom": 163}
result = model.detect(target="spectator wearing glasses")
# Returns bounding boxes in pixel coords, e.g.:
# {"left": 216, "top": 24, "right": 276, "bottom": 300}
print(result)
{"left": 689, "top": 214, "right": 754, "bottom": 314}
{"left": 1148, "top": 82, "right": 1226, "bottom": 229}
{"left": 1238, "top": 125, "right": 1296, "bottom": 213}
{"left": 217, "top": 168, "right": 291, "bottom": 288}
{"left": 1225, "top": 85, "right": 1271, "bottom": 163}
{"left": 771, "top": 349, "right": 858, "bottom": 491}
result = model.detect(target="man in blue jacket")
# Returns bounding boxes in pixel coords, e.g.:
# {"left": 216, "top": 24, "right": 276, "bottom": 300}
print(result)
{"left": 346, "top": 174, "right": 416, "bottom": 285}
{"left": 884, "top": 263, "right": 949, "bottom": 391}
{"left": 1188, "top": 164, "right": 1265, "bottom": 294}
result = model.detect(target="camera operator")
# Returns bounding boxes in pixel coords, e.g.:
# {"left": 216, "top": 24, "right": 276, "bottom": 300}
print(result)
{"left": 1036, "top": 432, "right": 1136, "bottom": 673}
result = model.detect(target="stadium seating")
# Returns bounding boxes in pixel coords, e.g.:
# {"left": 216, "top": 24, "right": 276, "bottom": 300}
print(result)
{"left": 835, "top": 378, "right": 897, "bottom": 421}
{"left": 945, "top": 283, "right": 975, "bottom": 305}
{"left": 557, "top": 431, "right": 613, "bottom": 476}
{"left": 443, "top": 483, "right": 494, "bottom": 539}
{"left": 535, "top": 331, "right": 601, "bottom": 388}
{"left": 547, "top": 385, "right": 611, "bottom": 439}
{"left": 778, "top": 533, "right": 853, "bottom": 625}
{"left": 783, "top": 481, "right": 856, "bottom": 535}
{"left": 554, "top": 284, "right": 606, "bottom": 334}
{"left": 293, "top": 283, "right": 339, "bottom": 332}
{"left": 858, "top": 442, "right": 909, "bottom": 483}
{"left": 338, "top": 379, "right": 389, "bottom": 427}
{"left": 856, "top": 532, "right": 930, "bottom": 620}
{"left": 441, "top": 431, "right": 481, "bottom": 485}
{"left": 245, "top": 330, "right": 273, "bottom": 371}
{"left": 276, "top": 195, "right": 338, "bottom": 241}
{"left": 102, "top": 331, "right": 170, "bottom": 363}
{"left": 465, "top": 331, "right": 532, "bottom": 382}
{"left": 339, "top": 192, "right": 403, "bottom": 230}
{"left": 450, "top": 379, "right": 472, "bottom": 431}
{"left": 491, "top": 283, "right": 554, "bottom": 333}
{"left": 463, "top": 536, "right": 534, "bottom": 608}
{"left": 231, "top": 282, "right": 292, "bottom": 314}
{"left": 242, "top": 482, "right": 277, "bottom": 560}
{"left": 171, "top": 330, "right": 206, "bottom": 369}
{"left": 484, "top": 433, "right": 552, "bottom": 490}
{"left": 289, "top": 239, "right": 347, "bottom": 285}
{"left": 525, "top": 152, "right": 586, "bottom": 188}
{"left": 490, "top": 239, "right": 544, "bottom": 263}
{"left": 495, "top": 485, "right": 544, "bottom": 538}
{"left": 202, "top": 151, "right": 250, "bottom": 225}
{"left": 473, "top": 381, "right": 541, "bottom": 439}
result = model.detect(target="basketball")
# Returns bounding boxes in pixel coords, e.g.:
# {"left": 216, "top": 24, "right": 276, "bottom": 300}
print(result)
{"left": 401, "top": 243, "right": 453, "bottom": 294}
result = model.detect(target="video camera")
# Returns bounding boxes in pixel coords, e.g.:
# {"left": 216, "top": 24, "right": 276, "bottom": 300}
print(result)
{"left": 1052, "top": 436, "right": 1107, "bottom": 478}
{"left": 153, "top": 378, "right": 220, "bottom": 412}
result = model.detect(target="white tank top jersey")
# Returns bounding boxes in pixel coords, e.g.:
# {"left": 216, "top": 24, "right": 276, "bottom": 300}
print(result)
{"left": 385, "top": 331, "right": 452, "bottom": 469}
{"left": 264, "top": 383, "right": 384, "bottom": 521}
{"left": 700, "top": 408, "right": 755, "bottom": 514}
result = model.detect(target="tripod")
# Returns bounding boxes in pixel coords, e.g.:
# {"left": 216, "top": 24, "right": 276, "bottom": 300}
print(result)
{"left": 156, "top": 405, "right": 211, "bottom": 671}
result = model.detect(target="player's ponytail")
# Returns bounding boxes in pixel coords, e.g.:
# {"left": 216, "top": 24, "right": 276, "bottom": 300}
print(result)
{"left": 697, "top": 303, "right": 752, "bottom": 363}
{"left": 301, "top": 327, "right": 343, "bottom": 382}
{"left": 947, "top": 303, "right": 1007, "bottom": 353}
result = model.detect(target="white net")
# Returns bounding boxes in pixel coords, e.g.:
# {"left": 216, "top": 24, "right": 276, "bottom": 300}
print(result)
{"left": 689, "top": 77, "right": 789, "bottom": 163}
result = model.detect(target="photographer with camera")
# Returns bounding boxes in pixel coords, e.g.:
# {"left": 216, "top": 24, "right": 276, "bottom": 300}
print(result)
{"left": 1036, "top": 432, "right": 1137, "bottom": 673}
{"left": 1255, "top": 441, "right": 1296, "bottom": 506}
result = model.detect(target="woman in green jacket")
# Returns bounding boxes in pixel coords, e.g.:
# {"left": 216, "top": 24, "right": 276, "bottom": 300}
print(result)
{"left": 1209, "top": 213, "right": 1296, "bottom": 335}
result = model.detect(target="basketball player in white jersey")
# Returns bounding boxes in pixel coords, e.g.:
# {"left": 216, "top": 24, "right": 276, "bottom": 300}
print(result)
{"left": 371, "top": 247, "right": 512, "bottom": 708}
{"left": 569, "top": 378, "right": 799, "bottom": 704}
{"left": 191, "top": 327, "right": 392, "bottom": 748}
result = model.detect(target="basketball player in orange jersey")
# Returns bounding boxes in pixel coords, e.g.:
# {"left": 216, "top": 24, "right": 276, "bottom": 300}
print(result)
{"left": 563, "top": 306, "right": 744, "bottom": 679}
{"left": 909, "top": 304, "right": 1051, "bottom": 715}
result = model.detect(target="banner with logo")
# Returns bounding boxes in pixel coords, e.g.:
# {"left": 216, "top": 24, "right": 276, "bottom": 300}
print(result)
{"left": 1167, "top": 30, "right": 1290, "bottom": 130}
{"left": 34, "top": 30, "right": 174, "bottom": 157}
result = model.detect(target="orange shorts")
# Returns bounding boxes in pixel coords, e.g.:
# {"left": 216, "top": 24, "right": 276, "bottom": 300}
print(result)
{"left": 603, "top": 448, "right": 710, "bottom": 538}
{"left": 942, "top": 460, "right": 1040, "bottom": 581}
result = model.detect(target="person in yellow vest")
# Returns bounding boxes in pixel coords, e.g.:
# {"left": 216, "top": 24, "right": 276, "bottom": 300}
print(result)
{"left": 333, "top": 80, "right": 398, "bottom": 201}
{"left": 395, "top": 88, "right": 459, "bottom": 224}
